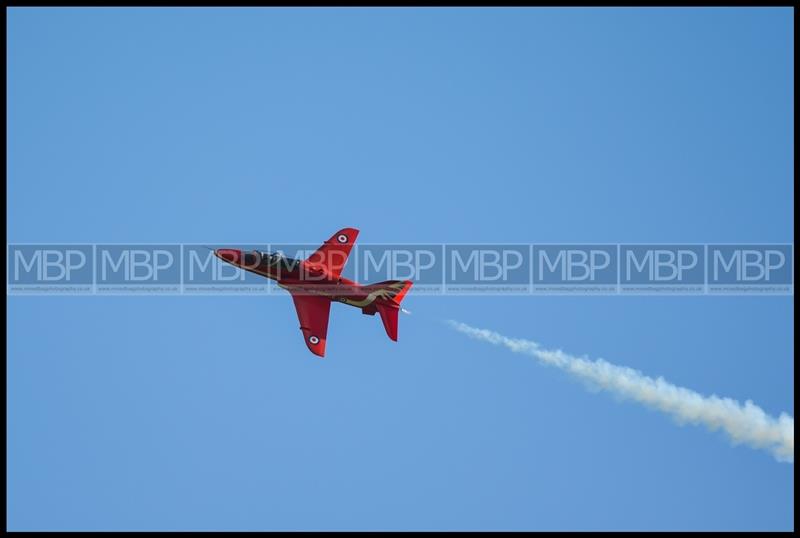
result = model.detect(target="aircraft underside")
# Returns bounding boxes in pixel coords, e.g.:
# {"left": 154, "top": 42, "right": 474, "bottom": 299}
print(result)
{"left": 214, "top": 228, "right": 412, "bottom": 357}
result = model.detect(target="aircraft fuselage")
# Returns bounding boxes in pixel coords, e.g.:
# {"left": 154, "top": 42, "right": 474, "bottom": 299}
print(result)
{"left": 213, "top": 248, "right": 391, "bottom": 311}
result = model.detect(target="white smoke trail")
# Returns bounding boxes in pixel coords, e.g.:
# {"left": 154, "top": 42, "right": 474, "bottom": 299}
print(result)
{"left": 448, "top": 320, "right": 794, "bottom": 463}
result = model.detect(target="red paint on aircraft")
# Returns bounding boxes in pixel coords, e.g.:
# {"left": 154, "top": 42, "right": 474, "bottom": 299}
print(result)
{"left": 214, "top": 228, "right": 412, "bottom": 358}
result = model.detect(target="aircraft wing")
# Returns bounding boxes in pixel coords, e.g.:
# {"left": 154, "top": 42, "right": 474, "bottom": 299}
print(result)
{"left": 305, "top": 227, "right": 359, "bottom": 280}
{"left": 290, "top": 292, "right": 332, "bottom": 357}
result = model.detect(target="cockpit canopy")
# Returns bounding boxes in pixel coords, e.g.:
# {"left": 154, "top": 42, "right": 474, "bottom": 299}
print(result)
{"left": 245, "top": 250, "right": 300, "bottom": 268}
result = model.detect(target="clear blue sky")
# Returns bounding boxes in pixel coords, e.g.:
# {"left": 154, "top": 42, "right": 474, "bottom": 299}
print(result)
{"left": 7, "top": 8, "right": 793, "bottom": 531}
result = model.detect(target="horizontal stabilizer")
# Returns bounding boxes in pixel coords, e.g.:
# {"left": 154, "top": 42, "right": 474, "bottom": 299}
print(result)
{"left": 366, "top": 280, "right": 413, "bottom": 305}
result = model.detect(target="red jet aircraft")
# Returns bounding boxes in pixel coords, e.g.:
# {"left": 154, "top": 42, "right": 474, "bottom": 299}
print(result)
{"left": 214, "top": 228, "right": 412, "bottom": 357}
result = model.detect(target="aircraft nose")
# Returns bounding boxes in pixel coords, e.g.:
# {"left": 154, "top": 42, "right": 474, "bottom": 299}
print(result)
{"left": 215, "top": 248, "right": 242, "bottom": 265}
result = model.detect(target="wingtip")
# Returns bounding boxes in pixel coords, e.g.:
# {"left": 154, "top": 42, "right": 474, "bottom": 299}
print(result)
{"left": 328, "top": 227, "right": 360, "bottom": 246}
{"left": 309, "top": 341, "right": 326, "bottom": 357}
{"left": 300, "top": 328, "right": 327, "bottom": 357}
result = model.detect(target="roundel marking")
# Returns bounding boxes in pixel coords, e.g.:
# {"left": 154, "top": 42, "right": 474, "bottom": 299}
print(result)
{"left": 308, "top": 335, "right": 320, "bottom": 345}
{"left": 336, "top": 234, "right": 348, "bottom": 244}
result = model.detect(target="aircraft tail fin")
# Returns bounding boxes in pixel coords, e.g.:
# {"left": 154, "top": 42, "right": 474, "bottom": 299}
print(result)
{"left": 376, "top": 303, "right": 400, "bottom": 341}
{"left": 366, "top": 280, "right": 413, "bottom": 341}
